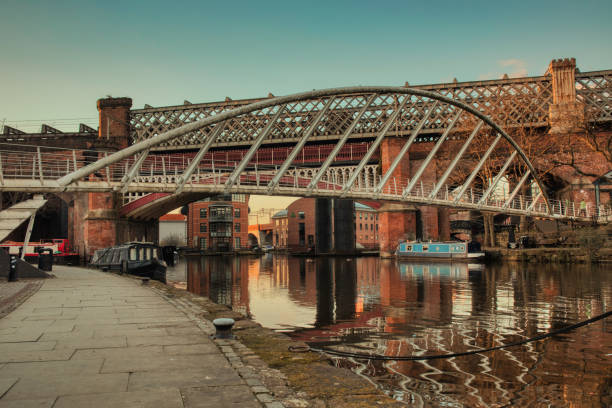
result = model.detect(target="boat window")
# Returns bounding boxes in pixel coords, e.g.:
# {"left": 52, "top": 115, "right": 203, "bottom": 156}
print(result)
{"left": 129, "top": 247, "right": 137, "bottom": 260}
{"left": 139, "top": 247, "right": 144, "bottom": 260}
{"left": 422, "top": 245, "right": 428, "bottom": 251}
{"left": 112, "top": 250, "right": 122, "bottom": 264}
{"left": 406, "top": 245, "right": 412, "bottom": 251}
{"left": 152, "top": 248, "right": 158, "bottom": 259}
{"left": 146, "top": 247, "right": 152, "bottom": 260}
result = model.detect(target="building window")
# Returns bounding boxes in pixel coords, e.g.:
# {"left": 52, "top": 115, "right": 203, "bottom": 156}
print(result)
{"left": 376, "top": 224, "right": 379, "bottom": 231}
{"left": 365, "top": 224, "right": 368, "bottom": 230}
{"left": 299, "top": 223, "right": 305, "bottom": 246}
{"left": 234, "top": 237, "right": 240, "bottom": 249}
{"left": 360, "top": 223, "right": 362, "bottom": 230}
{"left": 359, "top": 213, "right": 362, "bottom": 219}
{"left": 200, "top": 223, "right": 207, "bottom": 233}
{"left": 298, "top": 211, "right": 305, "bottom": 219}
{"left": 234, "top": 208, "right": 240, "bottom": 218}
{"left": 199, "top": 237, "right": 206, "bottom": 249}
{"left": 235, "top": 223, "right": 241, "bottom": 232}
{"left": 200, "top": 208, "right": 207, "bottom": 218}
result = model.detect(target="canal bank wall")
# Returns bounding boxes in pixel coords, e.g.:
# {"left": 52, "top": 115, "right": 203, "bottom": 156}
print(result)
{"left": 486, "top": 247, "right": 612, "bottom": 263}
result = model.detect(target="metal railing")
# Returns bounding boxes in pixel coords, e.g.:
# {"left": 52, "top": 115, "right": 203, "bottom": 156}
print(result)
{"left": 1, "top": 144, "right": 610, "bottom": 222}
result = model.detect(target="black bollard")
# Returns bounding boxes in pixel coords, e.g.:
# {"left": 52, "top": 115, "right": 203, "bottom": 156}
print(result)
{"left": 8, "top": 255, "right": 18, "bottom": 282}
{"left": 212, "top": 318, "right": 235, "bottom": 339}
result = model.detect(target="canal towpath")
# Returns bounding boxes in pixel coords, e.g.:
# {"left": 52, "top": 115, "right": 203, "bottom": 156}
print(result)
{"left": 0, "top": 265, "right": 289, "bottom": 408}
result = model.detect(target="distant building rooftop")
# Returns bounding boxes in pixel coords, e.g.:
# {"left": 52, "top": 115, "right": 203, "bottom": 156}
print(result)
{"left": 160, "top": 213, "right": 186, "bottom": 222}
{"left": 355, "top": 202, "right": 375, "bottom": 211}
{"left": 272, "top": 209, "right": 288, "bottom": 218}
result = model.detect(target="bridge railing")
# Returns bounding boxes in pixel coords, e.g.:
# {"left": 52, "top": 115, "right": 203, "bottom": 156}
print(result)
{"left": 2, "top": 144, "right": 611, "bottom": 222}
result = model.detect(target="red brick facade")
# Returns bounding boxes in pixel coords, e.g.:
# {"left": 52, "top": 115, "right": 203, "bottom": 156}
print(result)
{"left": 272, "top": 211, "right": 288, "bottom": 248}
{"left": 286, "top": 199, "right": 316, "bottom": 252}
{"left": 355, "top": 204, "right": 379, "bottom": 248}
{"left": 378, "top": 137, "right": 417, "bottom": 256}
{"left": 271, "top": 198, "right": 378, "bottom": 251}
{"left": 187, "top": 195, "right": 249, "bottom": 251}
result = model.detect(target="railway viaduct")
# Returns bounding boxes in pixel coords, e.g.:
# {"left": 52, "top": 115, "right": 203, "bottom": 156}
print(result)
{"left": 1, "top": 58, "right": 610, "bottom": 258}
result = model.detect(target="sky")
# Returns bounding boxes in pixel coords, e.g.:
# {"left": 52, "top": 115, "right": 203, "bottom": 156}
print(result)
{"left": 1, "top": 0, "right": 611, "bottom": 211}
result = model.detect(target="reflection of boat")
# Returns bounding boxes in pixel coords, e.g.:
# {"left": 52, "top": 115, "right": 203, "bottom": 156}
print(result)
{"left": 397, "top": 261, "right": 474, "bottom": 279}
{"left": 90, "top": 242, "right": 167, "bottom": 283}
{"left": 396, "top": 240, "right": 484, "bottom": 261}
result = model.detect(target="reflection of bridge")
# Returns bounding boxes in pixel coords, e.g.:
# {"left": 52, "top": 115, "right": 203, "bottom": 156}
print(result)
{"left": 1, "top": 58, "right": 610, "bottom": 257}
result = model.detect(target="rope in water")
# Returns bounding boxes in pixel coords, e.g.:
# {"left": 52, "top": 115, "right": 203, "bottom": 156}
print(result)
{"left": 293, "top": 310, "right": 611, "bottom": 361}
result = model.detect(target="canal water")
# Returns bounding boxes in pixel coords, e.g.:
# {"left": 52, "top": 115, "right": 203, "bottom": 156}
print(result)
{"left": 167, "top": 255, "right": 612, "bottom": 407}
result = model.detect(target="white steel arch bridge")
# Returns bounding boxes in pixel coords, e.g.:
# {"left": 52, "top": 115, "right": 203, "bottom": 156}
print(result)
{"left": 0, "top": 87, "right": 610, "bottom": 222}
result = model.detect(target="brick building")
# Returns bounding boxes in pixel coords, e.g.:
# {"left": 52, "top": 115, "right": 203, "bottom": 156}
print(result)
{"left": 271, "top": 198, "right": 379, "bottom": 252}
{"left": 187, "top": 194, "right": 249, "bottom": 251}
{"left": 354, "top": 202, "right": 379, "bottom": 249}
{"left": 271, "top": 209, "right": 288, "bottom": 249}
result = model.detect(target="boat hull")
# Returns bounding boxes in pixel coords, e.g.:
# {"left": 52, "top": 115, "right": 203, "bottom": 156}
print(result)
{"left": 396, "top": 241, "right": 484, "bottom": 262}
{"left": 90, "top": 243, "right": 167, "bottom": 283}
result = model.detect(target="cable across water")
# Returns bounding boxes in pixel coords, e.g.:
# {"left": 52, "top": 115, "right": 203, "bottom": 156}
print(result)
{"left": 295, "top": 310, "right": 612, "bottom": 361}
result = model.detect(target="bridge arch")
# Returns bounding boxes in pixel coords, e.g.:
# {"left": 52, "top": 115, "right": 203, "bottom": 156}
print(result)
{"left": 54, "top": 87, "right": 552, "bottom": 219}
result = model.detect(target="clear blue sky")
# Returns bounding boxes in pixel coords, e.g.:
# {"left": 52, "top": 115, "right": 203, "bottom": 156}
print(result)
{"left": 1, "top": 0, "right": 611, "bottom": 131}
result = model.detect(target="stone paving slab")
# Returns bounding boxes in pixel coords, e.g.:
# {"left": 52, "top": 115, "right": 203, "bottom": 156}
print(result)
{"left": 182, "top": 385, "right": 260, "bottom": 408}
{"left": 0, "top": 349, "right": 74, "bottom": 364}
{"left": 0, "top": 359, "right": 105, "bottom": 378}
{"left": 0, "top": 397, "right": 55, "bottom": 408}
{"left": 2, "top": 373, "right": 129, "bottom": 400}
{"left": 0, "top": 378, "right": 17, "bottom": 398}
{"left": 127, "top": 367, "right": 244, "bottom": 391}
{"left": 54, "top": 389, "right": 184, "bottom": 408}
{"left": 0, "top": 266, "right": 280, "bottom": 407}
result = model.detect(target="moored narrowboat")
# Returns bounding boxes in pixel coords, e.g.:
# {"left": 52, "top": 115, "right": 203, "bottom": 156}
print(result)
{"left": 396, "top": 240, "right": 485, "bottom": 261}
{"left": 90, "top": 242, "right": 167, "bottom": 283}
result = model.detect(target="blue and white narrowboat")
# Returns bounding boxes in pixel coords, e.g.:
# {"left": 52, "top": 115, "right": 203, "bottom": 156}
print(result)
{"left": 396, "top": 241, "right": 485, "bottom": 261}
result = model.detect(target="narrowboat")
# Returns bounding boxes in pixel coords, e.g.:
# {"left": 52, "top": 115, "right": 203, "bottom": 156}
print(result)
{"left": 0, "top": 238, "right": 79, "bottom": 265}
{"left": 396, "top": 240, "right": 485, "bottom": 261}
{"left": 90, "top": 242, "right": 167, "bottom": 283}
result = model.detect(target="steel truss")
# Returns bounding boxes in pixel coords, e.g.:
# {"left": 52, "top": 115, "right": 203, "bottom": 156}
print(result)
{"left": 1, "top": 87, "right": 611, "bottom": 222}
{"left": 128, "top": 71, "right": 612, "bottom": 150}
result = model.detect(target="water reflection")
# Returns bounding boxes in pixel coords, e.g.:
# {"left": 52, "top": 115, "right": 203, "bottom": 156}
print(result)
{"left": 167, "top": 255, "right": 612, "bottom": 407}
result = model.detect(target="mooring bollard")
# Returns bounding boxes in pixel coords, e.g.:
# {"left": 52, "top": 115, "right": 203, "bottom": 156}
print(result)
{"left": 8, "top": 255, "right": 18, "bottom": 282}
{"left": 212, "top": 318, "right": 235, "bottom": 339}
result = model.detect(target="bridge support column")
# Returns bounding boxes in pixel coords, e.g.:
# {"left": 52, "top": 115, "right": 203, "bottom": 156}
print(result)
{"left": 74, "top": 97, "right": 135, "bottom": 259}
{"left": 548, "top": 58, "right": 584, "bottom": 135}
{"left": 378, "top": 137, "right": 417, "bottom": 257}
{"left": 315, "top": 198, "right": 332, "bottom": 254}
{"left": 438, "top": 208, "right": 451, "bottom": 241}
{"left": 98, "top": 97, "right": 132, "bottom": 149}
{"left": 83, "top": 192, "right": 120, "bottom": 258}
{"left": 333, "top": 199, "right": 355, "bottom": 255}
